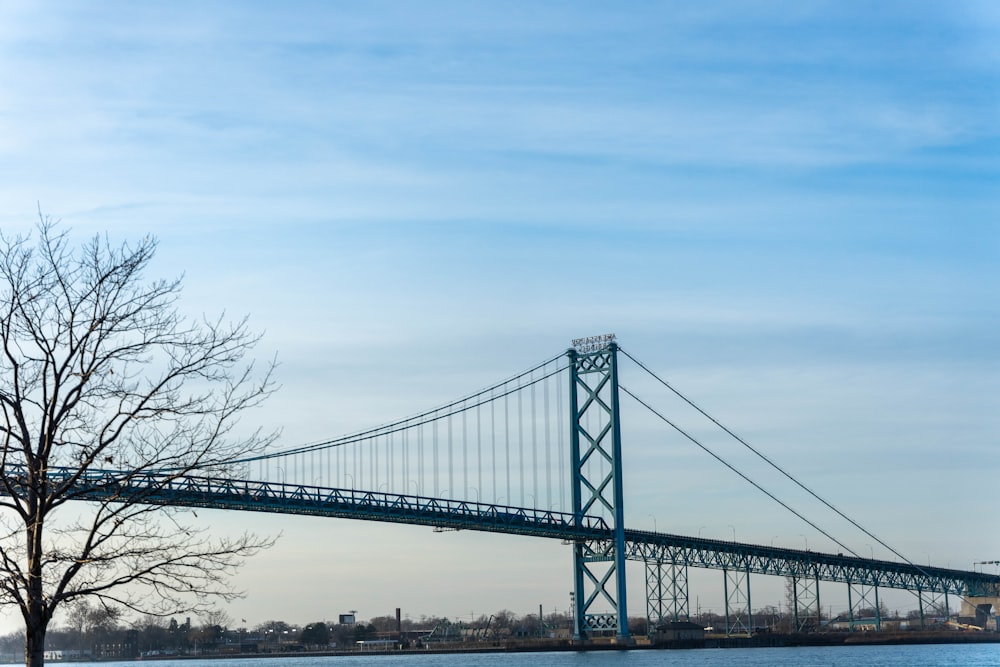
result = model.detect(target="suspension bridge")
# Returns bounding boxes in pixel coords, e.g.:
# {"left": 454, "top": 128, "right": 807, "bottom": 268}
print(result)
{"left": 33, "top": 335, "right": 1000, "bottom": 640}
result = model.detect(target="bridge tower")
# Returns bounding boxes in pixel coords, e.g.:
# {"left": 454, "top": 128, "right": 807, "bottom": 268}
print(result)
{"left": 568, "top": 335, "right": 630, "bottom": 641}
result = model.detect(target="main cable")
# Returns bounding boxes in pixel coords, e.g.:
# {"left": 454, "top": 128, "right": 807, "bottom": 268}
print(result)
{"left": 226, "top": 357, "right": 568, "bottom": 466}
{"left": 235, "top": 353, "right": 567, "bottom": 463}
{"left": 620, "top": 347, "right": 916, "bottom": 567}
{"left": 620, "top": 384, "right": 858, "bottom": 557}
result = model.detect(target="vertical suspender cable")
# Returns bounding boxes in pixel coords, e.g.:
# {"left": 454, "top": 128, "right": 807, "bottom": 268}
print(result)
{"left": 544, "top": 365, "right": 552, "bottom": 510}
{"left": 491, "top": 391, "right": 497, "bottom": 503}
{"left": 518, "top": 383, "right": 525, "bottom": 506}
{"left": 448, "top": 412, "right": 454, "bottom": 498}
{"left": 477, "top": 401, "right": 482, "bottom": 504}
{"left": 416, "top": 423, "right": 423, "bottom": 495}
{"left": 505, "top": 389, "right": 511, "bottom": 504}
{"left": 417, "top": 422, "right": 424, "bottom": 495}
{"left": 433, "top": 418, "right": 439, "bottom": 497}
{"left": 462, "top": 402, "right": 468, "bottom": 501}
{"left": 531, "top": 378, "right": 538, "bottom": 508}
{"left": 558, "top": 369, "right": 565, "bottom": 509}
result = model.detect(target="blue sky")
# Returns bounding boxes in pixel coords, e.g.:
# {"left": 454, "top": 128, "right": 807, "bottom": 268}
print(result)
{"left": 1, "top": 1, "right": 998, "bottom": 630}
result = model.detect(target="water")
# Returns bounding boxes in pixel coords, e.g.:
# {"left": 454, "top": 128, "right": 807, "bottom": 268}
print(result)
{"left": 44, "top": 644, "right": 1000, "bottom": 667}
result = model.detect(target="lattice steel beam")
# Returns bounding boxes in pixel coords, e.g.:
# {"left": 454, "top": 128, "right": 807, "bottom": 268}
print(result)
{"left": 623, "top": 530, "right": 999, "bottom": 597}
{"left": 847, "top": 581, "right": 881, "bottom": 631}
{"left": 14, "top": 467, "right": 999, "bottom": 604}
{"left": 917, "top": 588, "right": 950, "bottom": 629}
{"left": 723, "top": 566, "right": 752, "bottom": 636}
{"left": 568, "top": 338, "right": 629, "bottom": 641}
{"left": 788, "top": 572, "right": 821, "bottom": 632}
{"left": 646, "top": 559, "right": 689, "bottom": 627}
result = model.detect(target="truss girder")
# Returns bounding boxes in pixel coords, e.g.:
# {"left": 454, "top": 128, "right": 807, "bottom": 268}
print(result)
{"left": 723, "top": 567, "right": 752, "bottom": 636}
{"left": 789, "top": 573, "right": 821, "bottom": 632}
{"left": 646, "top": 559, "right": 689, "bottom": 625}
{"left": 26, "top": 466, "right": 612, "bottom": 539}
{"left": 13, "top": 467, "right": 998, "bottom": 601}
{"left": 622, "top": 531, "right": 998, "bottom": 597}
{"left": 847, "top": 581, "right": 881, "bottom": 631}
{"left": 916, "top": 588, "right": 950, "bottom": 629}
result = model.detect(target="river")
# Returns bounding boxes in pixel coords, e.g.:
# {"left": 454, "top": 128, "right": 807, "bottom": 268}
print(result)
{"left": 34, "top": 644, "right": 1000, "bottom": 667}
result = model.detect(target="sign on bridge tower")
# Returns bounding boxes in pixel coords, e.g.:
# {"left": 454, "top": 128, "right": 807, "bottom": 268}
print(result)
{"left": 568, "top": 334, "right": 630, "bottom": 641}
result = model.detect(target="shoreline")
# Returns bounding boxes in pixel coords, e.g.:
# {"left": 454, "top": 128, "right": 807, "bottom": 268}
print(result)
{"left": 131, "top": 632, "right": 1000, "bottom": 661}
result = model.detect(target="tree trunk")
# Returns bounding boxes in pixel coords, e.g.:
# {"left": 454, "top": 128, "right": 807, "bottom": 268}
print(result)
{"left": 0, "top": 221, "right": 275, "bottom": 665}
{"left": 24, "top": 613, "right": 46, "bottom": 667}
{"left": 26, "top": 490, "right": 48, "bottom": 667}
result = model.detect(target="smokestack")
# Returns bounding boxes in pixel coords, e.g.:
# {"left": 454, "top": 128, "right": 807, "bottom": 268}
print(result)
{"left": 396, "top": 607, "right": 402, "bottom": 639}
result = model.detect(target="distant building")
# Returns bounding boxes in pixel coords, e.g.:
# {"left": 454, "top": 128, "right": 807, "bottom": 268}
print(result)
{"left": 43, "top": 649, "right": 91, "bottom": 660}
{"left": 654, "top": 620, "right": 705, "bottom": 642}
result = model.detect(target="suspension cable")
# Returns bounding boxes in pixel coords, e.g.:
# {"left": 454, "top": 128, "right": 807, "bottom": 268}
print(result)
{"left": 228, "top": 356, "right": 568, "bottom": 465}
{"left": 620, "top": 384, "right": 858, "bottom": 556}
{"left": 620, "top": 347, "right": 918, "bottom": 567}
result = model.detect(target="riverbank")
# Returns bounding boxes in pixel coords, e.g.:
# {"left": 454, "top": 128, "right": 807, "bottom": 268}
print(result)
{"left": 132, "top": 631, "right": 1000, "bottom": 660}
{"left": 697, "top": 631, "right": 1000, "bottom": 649}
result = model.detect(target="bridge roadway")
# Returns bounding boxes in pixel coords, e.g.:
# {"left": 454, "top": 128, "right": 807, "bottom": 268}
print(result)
{"left": 30, "top": 467, "right": 1000, "bottom": 598}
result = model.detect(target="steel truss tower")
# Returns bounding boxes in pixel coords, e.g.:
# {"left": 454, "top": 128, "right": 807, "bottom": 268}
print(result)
{"left": 848, "top": 581, "right": 881, "bottom": 631}
{"left": 917, "top": 588, "right": 949, "bottom": 629}
{"left": 568, "top": 336, "right": 630, "bottom": 641}
{"left": 646, "top": 559, "right": 690, "bottom": 628}
{"left": 723, "top": 566, "right": 752, "bottom": 636}
{"left": 789, "top": 571, "right": 821, "bottom": 632}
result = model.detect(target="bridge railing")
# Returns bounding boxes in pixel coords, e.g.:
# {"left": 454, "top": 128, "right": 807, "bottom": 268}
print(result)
{"left": 624, "top": 528, "right": 1000, "bottom": 597}
{"left": 23, "top": 466, "right": 611, "bottom": 539}
{"left": 5, "top": 467, "right": 996, "bottom": 600}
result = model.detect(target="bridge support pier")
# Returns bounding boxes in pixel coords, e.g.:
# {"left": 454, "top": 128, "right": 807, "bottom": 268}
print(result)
{"left": 917, "top": 588, "right": 949, "bottom": 628}
{"left": 723, "top": 566, "right": 752, "bottom": 636}
{"left": 960, "top": 595, "right": 998, "bottom": 628}
{"left": 645, "top": 559, "right": 689, "bottom": 631}
{"left": 789, "top": 571, "right": 821, "bottom": 632}
{"left": 568, "top": 338, "right": 630, "bottom": 642}
{"left": 847, "top": 581, "right": 881, "bottom": 631}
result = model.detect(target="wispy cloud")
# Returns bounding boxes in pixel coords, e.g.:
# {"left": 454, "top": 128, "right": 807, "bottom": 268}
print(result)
{"left": 0, "top": 0, "right": 996, "bottom": 629}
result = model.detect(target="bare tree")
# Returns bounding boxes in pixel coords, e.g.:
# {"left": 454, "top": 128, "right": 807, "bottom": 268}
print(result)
{"left": 0, "top": 217, "right": 277, "bottom": 666}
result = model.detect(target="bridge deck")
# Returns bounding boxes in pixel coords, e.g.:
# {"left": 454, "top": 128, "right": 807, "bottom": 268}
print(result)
{"left": 25, "top": 468, "right": 1000, "bottom": 598}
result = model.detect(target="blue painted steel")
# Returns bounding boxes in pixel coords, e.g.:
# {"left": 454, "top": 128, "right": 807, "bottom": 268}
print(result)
{"left": 645, "top": 559, "right": 689, "bottom": 626}
{"left": 790, "top": 572, "right": 820, "bottom": 632}
{"left": 608, "top": 343, "right": 629, "bottom": 638}
{"left": 622, "top": 528, "right": 1000, "bottom": 597}
{"left": 567, "top": 348, "right": 586, "bottom": 639}
{"left": 567, "top": 341, "right": 630, "bottom": 641}
{"left": 15, "top": 466, "right": 610, "bottom": 539}
{"left": 6, "top": 466, "right": 997, "bottom": 601}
